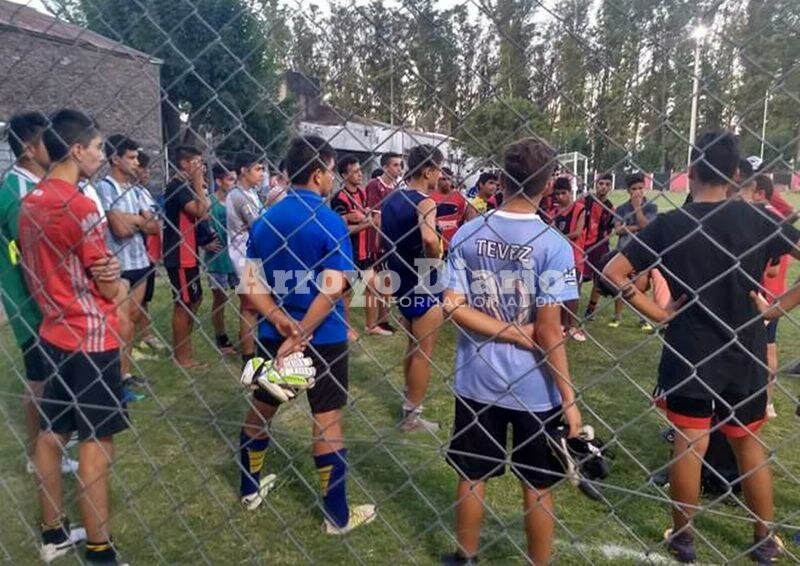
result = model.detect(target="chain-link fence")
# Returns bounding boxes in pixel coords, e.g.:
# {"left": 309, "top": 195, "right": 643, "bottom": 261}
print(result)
{"left": 2, "top": 0, "right": 800, "bottom": 564}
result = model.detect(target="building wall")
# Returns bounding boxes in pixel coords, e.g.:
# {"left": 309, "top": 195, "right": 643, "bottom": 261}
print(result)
{"left": 0, "top": 27, "right": 162, "bottom": 170}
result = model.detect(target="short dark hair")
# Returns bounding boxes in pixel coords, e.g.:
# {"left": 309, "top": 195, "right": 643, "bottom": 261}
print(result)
{"left": 553, "top": 176, "right": 572, "bottom": 192}
{"left": 625, "top": 172, "right": 645, "bottom": 188}
{"left": 105, "top": 134, "right": 139, "bottom": 161}
{"left": 738, "top": 158, "right": 754, "bottom": 183}
{"left": 43, "top": 108, "right": 100, "bottom": 162}
{"left": 407, "top": 144, "right": 444, "bottom": 179}
{"left": 174, "top": 145, "right": 203, "bottom": 168}
{"left": 284, "top": 136, "right": 336, "bottom": 186}
{"left": 371, "top": 167, "right": 383, "bottom": 179}
{"left": 597, "top": 172, "right": 613, "bottom": 183}
{"left": 478, "top": 170, "right": 499, "bottom": 186}
{"left": 441, "top": 166, "right": 454, "bottom": 179}
{"left": 137, "top": 150, "right": 151, "bottom": 168}
{"left": 212, "top": 162, "right": 232, "bottom": 181}
{"left": 503, "top": 137, "right": 557, "bottom": 198}
{"left": 690, "top": 130, "right": 739, "bottom": 185}
{"left": 337, "top": 154, "right": 360, "bottom": 176}
{"left": 755, "top": 174, "right": 774, "bottom": 200}
{"left": 380, "top": 152, "right": 402, "bottom": 167}
{"left": 234, "top": 151, "right": 260, "bottom": 175}
{"left": 7, "top": 111, "right": 48, "bottom": 159}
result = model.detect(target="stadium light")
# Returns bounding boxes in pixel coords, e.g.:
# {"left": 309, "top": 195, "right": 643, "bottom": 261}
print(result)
{"left": 687, "top": 24, "right": 708, "bottom": 169}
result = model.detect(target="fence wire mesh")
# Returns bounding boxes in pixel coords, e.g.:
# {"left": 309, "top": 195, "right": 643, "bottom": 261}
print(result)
{"left": 1, "top": 0, "right": 800, "bottom": 563}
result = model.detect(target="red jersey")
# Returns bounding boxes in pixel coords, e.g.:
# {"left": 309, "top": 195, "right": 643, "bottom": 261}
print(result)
{"left": 18, "top": 179, "right": 119, "bottom": 352}
{"left": 582, "top": 195, "right": 615, "bottom": 246}
{"left": 761, "top": 202, "right": 792, "bottom": 300}
{"left": 430, "top": 190, "right": 467, "bottom": 251}
{"left": 770, "top": 191, "right": 794, "bottom": 219}
{"left": 332, "top": 186, "right": 369, "bottom": 262}
{"left": 552, "top": 201, "right": 586, "bottom": 271}
{"left": 365, "top": 176, "right": 395, "bottom": 257}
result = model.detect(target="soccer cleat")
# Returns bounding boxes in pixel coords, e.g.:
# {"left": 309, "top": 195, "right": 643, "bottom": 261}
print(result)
{"left": 40, "top": 526, "right": 87, "bottom": 563}
{"left": 749, "top": 535, "right": 784, "bottom": 564}
{"left": 640, "top": 321, "right": 654, "bottom": 333}
{"left": 323, "top": 504, "right": 376, "bottom": 535}
{"left": 347, "top": 329, "right": 360, "bottom": 342}
{"left": 607, "top": 319, "right": 621, "bottom": 328}
{"left": 664, "top": 528, "right": 696, "bottom": 563}
{"left": 648, "top": 469, "right": 669, "bottom": 487}
{"left": 121, "top": 387, "right": 146, "bottom": 404}
{"left": 27, "top": 457, "right": 79, "bottom": 475}
{"left": 241, "top": 473, "right": 278, "bottom": 511}
{"left": 546, "top": 424, "right": 610, "bottom": 501}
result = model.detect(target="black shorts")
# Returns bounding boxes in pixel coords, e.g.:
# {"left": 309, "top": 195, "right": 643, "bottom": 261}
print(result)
{"left": 253, "top": 340, "right": 348, "bottom": 414}
{"left": 39, "top": 341, "right": 130, "bottom": 441}
{"left": 167, "top": 266, "right": 202, "bottom": 306}
{"left": 666, "top": 389, "right": 767, "bottom": 438}
{"left": 446, "top": 396, "right": 563, "bottom": 489}
{"left": 765, "top": 320, "right": 778, "bottom": 344}
{"left": 21, "top": 338, "right": 49, "bottom": 382}
{"left": 122, "top": 266, "right": 151, "bottom": 288}
{"left": 143, "top": 265, "right": 156, "bottom": 304}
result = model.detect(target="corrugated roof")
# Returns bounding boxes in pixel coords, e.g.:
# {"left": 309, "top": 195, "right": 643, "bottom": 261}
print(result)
{"left": 0, "top": 0, "right": 161, "bottom": 63}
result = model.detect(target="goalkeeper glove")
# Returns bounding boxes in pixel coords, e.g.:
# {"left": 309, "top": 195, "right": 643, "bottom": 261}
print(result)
{"left": 240, "top": 354, "right": 316, "bottom": 404}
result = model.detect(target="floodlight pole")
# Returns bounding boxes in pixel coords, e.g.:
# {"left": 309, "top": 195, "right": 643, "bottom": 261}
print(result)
{"left": 760, "top": 83, "right": 770, "bottom": 161}
{"left": 687, "top": 32, "right": 704, "bottom": 169}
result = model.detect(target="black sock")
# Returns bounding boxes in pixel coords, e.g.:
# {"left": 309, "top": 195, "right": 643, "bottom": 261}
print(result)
{"left": 241, "top": 353, "right": 255, "bottom": 367}
{"left": 85, "top": 539, "right": 116, "bottom": 563}
{"left": 41, "top": 519, "right": 69, "bottom": 545}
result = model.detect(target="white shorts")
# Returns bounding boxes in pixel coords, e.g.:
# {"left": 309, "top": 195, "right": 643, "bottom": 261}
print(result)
{"left": 228, "top": 237, "right": 248, "bottom": 279}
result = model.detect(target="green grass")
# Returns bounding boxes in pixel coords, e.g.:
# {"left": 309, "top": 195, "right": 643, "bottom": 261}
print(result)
{"left": 2, "top": 190, "right": 800, "bottom": 564}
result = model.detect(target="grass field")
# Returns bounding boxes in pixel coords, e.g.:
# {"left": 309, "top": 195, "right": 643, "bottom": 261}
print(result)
{"left": 3, "top": 190, "right": 800, "bottom": 564}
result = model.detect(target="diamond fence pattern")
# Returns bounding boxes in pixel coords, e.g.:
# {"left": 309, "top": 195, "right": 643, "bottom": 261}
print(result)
{"left": 1, "top": 0, "right": 800, "bottom": 564}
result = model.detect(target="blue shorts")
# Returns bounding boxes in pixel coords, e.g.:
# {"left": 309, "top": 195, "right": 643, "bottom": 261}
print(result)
{"left": 397, "top": 292, "right": 441, "bottom": 321}
{"left": 208, "top": 272, "right": 239, "bottom": 292}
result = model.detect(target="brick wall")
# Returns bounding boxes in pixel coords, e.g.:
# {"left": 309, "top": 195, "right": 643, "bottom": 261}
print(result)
{"left": 0, "top": 27, "right": 162, "bottom": 167}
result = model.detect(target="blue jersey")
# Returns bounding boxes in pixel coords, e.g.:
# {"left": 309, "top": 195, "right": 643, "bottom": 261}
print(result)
{"left": 381, "top": 189, "right": 438, "bottom": 299}
{"left": 247, "top": 188, "right": 354, "bottom": 345}
{"left": 445, "top": 211, "right": 579, "bottom": 411}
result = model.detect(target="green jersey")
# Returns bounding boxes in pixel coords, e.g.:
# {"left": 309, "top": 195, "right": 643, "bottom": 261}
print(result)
{"left": 204, "top": 193, "right": 235, "bottom": 274}
{"left": 0, "top": 166, "right": 43, "bottom": 347}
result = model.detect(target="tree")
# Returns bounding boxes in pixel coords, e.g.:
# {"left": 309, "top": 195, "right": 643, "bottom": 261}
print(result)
{"left": 456, "top": 97, "right": 549, "bottom": 162}
{"left": 50, "top": 0, "right": 293, "bottom": 159}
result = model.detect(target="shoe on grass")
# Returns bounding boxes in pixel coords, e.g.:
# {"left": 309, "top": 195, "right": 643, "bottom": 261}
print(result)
{"left": 40, "top": 524, "right": 86, "bottom": 563}
{"left": 365, "top": 325, "right": 393, "bottom": 337}
{"left": 640, "top": 321, "right": 654, "bottom": 332}
{"left": 323, "top": 504, "right": 376, "bottom": 535}
{"left": 441, "top": 552, "right": 479, "bottom": 565}
{"left": 607, "top": 319, "right": 621, "bottom": 329}
{"left": 568, "top": 328, "right": 587, "bottom": 342}
{"left": 241, "top": 474, "right": 278, "bottom": 511}
{"left": 400, "top": 410, "right": 440, "bottom": 433}
{"left": 749, "top": 534, "right": 783, "bottom": 564}
{"left": 664, "top": 528, "right": 696, "bottom": 563}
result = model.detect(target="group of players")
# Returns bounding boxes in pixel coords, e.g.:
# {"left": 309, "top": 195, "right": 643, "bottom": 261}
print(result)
{"left": 0, "top": 105, "right": 797, "bottom": 565}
